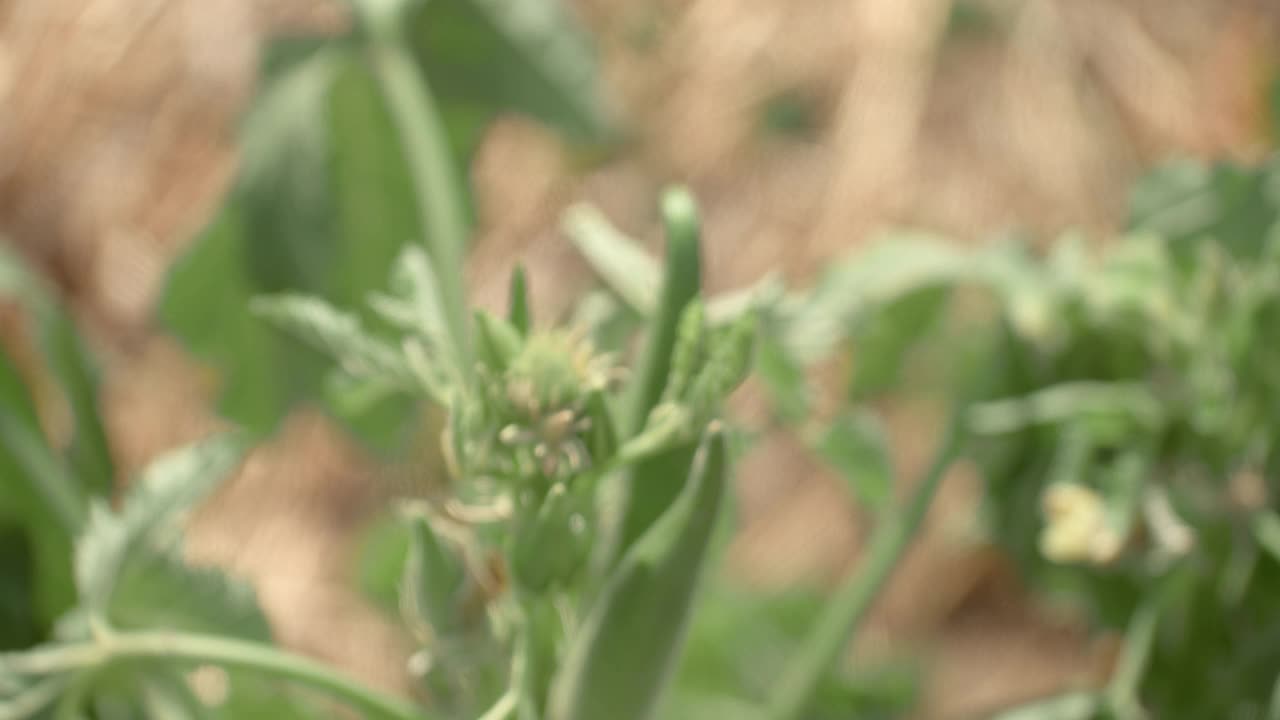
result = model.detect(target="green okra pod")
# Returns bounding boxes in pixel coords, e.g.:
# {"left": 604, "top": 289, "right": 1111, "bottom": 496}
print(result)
{"left": 548, "top": 425, "right": 728, "bottom": 720}
{"left": 607, "top": 187, "right": 704, "bottom": 566}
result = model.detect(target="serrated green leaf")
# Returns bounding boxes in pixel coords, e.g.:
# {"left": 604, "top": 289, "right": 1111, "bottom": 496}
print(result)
{"left": 408, "top": 0, "right": 610, "bottom": 143}
{"left": 815, "top": 412, "right": 893, "bottom": 513}
{"left": 75, "top": 435, "right": 246, "bottom": 620}
{"left": 250, "top": 294, "right": 419, "bottom": 392}
{"left": 368, "top": 246, "right": 458, "bottom": 376}
{"left": 160, "top": 47, "right": 427, "bottom": 438}
{"left": 108, "top": 554, "right": 271, "bottom": 640}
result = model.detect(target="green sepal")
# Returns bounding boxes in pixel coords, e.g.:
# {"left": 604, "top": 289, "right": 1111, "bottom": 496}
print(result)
{"left": 473, "top": 310, "right": 525, "bottom": 376}
{"left": 508, "top": 265, "right": 532, "bottom": 337}
{"left": 400, "top": 509, "right": 467, "bottom": 638}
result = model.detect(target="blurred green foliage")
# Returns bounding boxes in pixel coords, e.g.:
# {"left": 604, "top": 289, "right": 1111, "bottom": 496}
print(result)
{"left": 160, "top": 0, "right": 611, "bottom": 450}
{"left": 3, "top": 4, "right": 1280, "bottom": 720}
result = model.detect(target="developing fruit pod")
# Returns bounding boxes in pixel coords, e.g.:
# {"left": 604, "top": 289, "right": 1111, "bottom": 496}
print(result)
{"left": 663, "top": 300, "right": 708, "bottom": 405}
{"left": 508, "top": 482, "right": 594, "bottom": 595}
{"left": 688, "top": 311, "right": 756, "bottom": 416}
{"left": 401, "top": 511, "right": 466, "bottom": 637}
{"left": 608, "top": 186, "right": 703, "bottom": 567}
{"left": 548, "top": 425, "right": 727, "bottom": 720}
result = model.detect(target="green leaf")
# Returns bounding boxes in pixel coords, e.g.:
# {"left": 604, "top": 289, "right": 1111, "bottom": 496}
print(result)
{"left": 0, "top": 244, "right": 114, "bottom": 499}
{"left": 368, "top": 246, "right": 459, "bottom": 380}
{"left": 563, "top": 204, "right": 661, "bottom": 317}
{"left": 1128, "top": 157, "right": 1280, "bottom": 262}
{"left": 815, "top": 411, "right": 893, "bottom": 513}
{"left": 755, "top": 326, "right": 809, "bottom": 423}
{"left": 550, "top": 427, "right": 727, "bottom": 720}
{"left": 0, "top": 526, "right": 40, "bottom": 649}
{"left": 160, "top": 47, "right": 427, "bottom": 439}
{"left": 408, "top": 0, "right": 611, "bottom": 144}
{"left": 0, "top": 346, "right": 84, "bottom": 628}
{"left": 252, "top": 294, "right": 419, "bottom": 388}
{"left": 75, "top": 434, "right": 246, "bottom": 621}
{"left": 107, "top": 554, "right": 271, "bottom": 640}
{"left": 400, "top": 509, "right": 466, "bottom": 637}
{"left": 846, "top": 285, "right": 950, "bottom": 401}
{"left": 783, "top": 233, "right": 971, "bottom": 363}
{"left": 0, "top": 351, "right": 84, "bottom": 535}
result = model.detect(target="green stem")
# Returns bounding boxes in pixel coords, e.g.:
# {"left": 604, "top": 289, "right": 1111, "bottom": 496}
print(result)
{"left": 1107, "top": 599, "right": 1160, "bottom": 720}
{"left": 0, "top": 676, "right": 68, "bottom": 720}
{"left": 2, "top": 631, "right": 427, "bottom": 720}
{"left": 762, "top": 409, "right": 966, "bottom": 720}
{"left": 365, "top": 17, "right": 473, "bottom": 381}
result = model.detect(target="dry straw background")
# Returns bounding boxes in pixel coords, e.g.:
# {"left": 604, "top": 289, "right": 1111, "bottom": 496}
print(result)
{"left": 0, "top": 0, "right": 1277, "bottom": 716}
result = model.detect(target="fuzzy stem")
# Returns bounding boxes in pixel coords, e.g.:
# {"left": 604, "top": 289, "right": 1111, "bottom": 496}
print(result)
{"left": 2, "top": 631, "right": 427, "bottom": 720}
{"left": 362, "top": 7, "right": 473, "bottom": 383}
{"left": 762, "top": 408, "right": 966, "bottom": 720}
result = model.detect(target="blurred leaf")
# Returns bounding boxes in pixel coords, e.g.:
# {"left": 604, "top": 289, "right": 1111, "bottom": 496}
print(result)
{"left": 251, "top": 293, "right": 426, "bottom": 398}
{"left": 1252, "top": 511, "right": 1280, "bottom": 565}
{"left": 755, "top": 326, "right": 808, "bottom": 423}
{"left": 75, "top": 434, "right": 246, "bottom": 621}
{"left": 408, "top": 0, "right": 611, "bottom": 145}
{"left": 564, "top": 204, "right": 661, "bottom": 316}
{"left": 160, "top": 48, "right": 424, "bottom": 442}
{"left": 106, "top": 554, "right": 271, "bottom": 640}
{"left": 355, "top": 512, "right": 411, "bottom": 612}
{"left": 0, "top": 348, "right": 83, "bottom": 627}
{"left": 669, "top": 578, "right": 917, "bottom": 720}
{"left": 0, "top": 526, "right": 39, "bottom": 649}
{"left": 816, "top": 411, "right": 893, "bottom": 513}
{"left": 758, "top": 87, "right": 821, "bottom": 140}
{"left": 847, "top": 285, "right": 950, "bottom": 401}
{"left": 1128, "top": 157, "right": 1280, "bottom": 262}
{"left": 968, "top": 382, "right": 1163, "bottom": 436}
{"left": 0, "top": 244, "right": 114, "bottom": 499}
{"left": 784, "top": 234, "right": 970, "bottom": 363}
